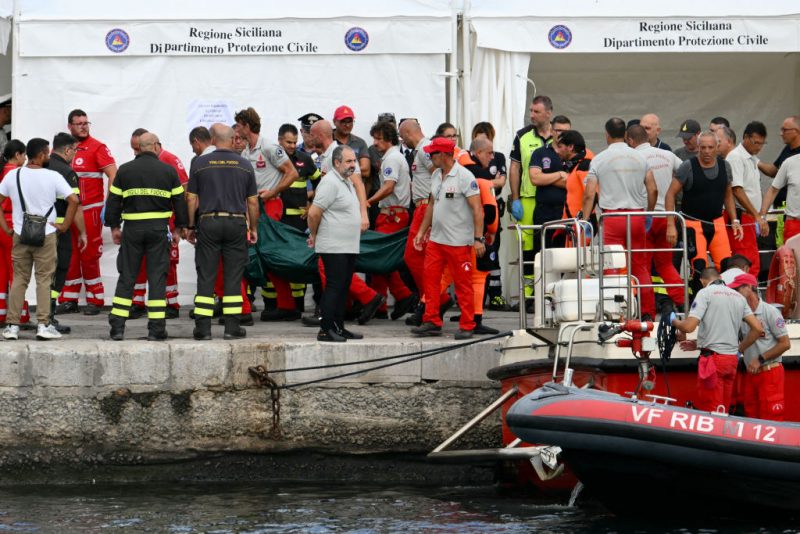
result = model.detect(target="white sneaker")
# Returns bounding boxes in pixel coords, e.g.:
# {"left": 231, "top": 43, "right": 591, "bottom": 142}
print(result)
{"left": 3, "top": 324, "right": 19, "bottom": 340}
{"left": 36, "top": 323, "right": 62, "bottom": 340}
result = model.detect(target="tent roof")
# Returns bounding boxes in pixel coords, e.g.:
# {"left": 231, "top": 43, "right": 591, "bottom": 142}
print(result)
{"left": 16, "top": 0, "right": 454, "bottom": 21}
{"left": 468, "top": 0, "right": 800, "bottom": 18}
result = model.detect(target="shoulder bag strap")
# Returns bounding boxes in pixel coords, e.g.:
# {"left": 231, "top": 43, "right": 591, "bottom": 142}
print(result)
{"left": 15, "top": 168, "right": 26, "bottom": 214}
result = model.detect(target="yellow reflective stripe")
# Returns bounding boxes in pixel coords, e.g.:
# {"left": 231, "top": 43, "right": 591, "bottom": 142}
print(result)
{"left": 193, "top": 307, "right": 214, "bottom": 316}
{"left": 111, "top": 308, "right": 130, "bottom": 317}
{"left": 311, "top": 169, "right": 321, "bottom": 180}
{"left": 121, "top": 188, "right": 172, "bottom": 198}
{"left": 290, "top": 283, "right": 305, "bottom": 289}
{"left": 122, "top": 212, "right": 173, "bottom": 220}
{"left": 55, "top": 217, "right": 65, "bottom": 224}
{"left": 223, "top": 306, "right": 243, "bottom": 315}
{"left": 289, "top": 181, "right": 308, "bottom": 188}
{"left": 109, "top": 185, "right": 123, "bottom": 196}
{"left": 50, "top": 290, "right": 60, "bottom": 299}
{"left": 113, "top": 296, "right": 133, "bottom": 306}
{"left": 284, "top": 208, "right": 304, "bottom": 215}
{"left": 72, "top": 187, "right": 81, "bottom": 195}
{"left": 148, "top": 311, "right": 166, "bottom": 319}
{"left": 291, "top": 291, "right": 304, "bottom": 297}
{"left": 222, "top": 295, "right": 243, "bottom": 303}
{"left": 195, "top": 296, "right": 215, "bottom": 305}
{"left": 171, "top": 186, "right": 185, "bottom": 195}
{"left": 147, "top": 300, "right": 167, "bottom": 307}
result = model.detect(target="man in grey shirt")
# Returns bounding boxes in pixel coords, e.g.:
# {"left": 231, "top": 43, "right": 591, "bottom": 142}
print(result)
{"left": 729, "top": 272, "right": 790, "bottom": 420}
{"left": 672, "top": 268, "right": 763, "bottom": 413}
{"left": 674, "top": 119, "right": 701, "bottom": 161}
{"left": 307, "top": 145, "right": 364, "bottom": 343}
{"left": 410, "top": 136, "right": 485, "bottom": 340}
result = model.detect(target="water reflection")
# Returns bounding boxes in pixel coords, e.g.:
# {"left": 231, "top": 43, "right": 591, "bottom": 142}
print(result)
{"left": 0, "top": 483, "right": 794, "bottom": 533}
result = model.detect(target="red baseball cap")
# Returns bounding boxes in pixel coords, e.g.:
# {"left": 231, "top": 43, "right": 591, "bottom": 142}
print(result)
{"left": 423, "top": 137, "right": 456, "bottom": 154}
{"left": 333, "top": 105, "right": 355, "bottom": 121}
{"left": 728, "top": 273, "right": 758, "bottom": 289}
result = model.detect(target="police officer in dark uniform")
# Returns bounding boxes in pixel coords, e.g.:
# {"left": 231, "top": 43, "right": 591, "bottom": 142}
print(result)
{"left": 279, "top": 123, "right": 322, "bottom": 310}
{"left": 47, "top": 132, "right": 87, "bottom": 334}
{"left": 186, "top": 123, "right": 259, "bottom": 340}
{"left": 105, "top": 133, "right": 188, "bottom": 341}
{"left": 297, "top": 113, "right": 323, "bottom": 156}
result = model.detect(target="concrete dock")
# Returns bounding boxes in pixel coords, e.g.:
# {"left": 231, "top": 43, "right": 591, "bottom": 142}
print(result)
{"left": 0, "top": 308, "right": 518, "bottom": 484}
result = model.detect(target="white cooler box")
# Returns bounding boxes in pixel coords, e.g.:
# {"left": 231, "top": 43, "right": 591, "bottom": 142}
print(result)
{"left": 547, "top": 276, "right": 638, "bottom": 322}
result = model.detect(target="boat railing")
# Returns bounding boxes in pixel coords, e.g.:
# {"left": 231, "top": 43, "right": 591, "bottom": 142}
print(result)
{"left": 552, "top": 321, "right": 593, "bottom": 384}
{"left": 597, "top": 211, "right": 690, "bottom": 320}
{"left": 510, "top": 222, "right": 542, "bottom": 330}
{"left": 511, "top": 218, "right": 592, "bottom": 330}
{"left": 758, "top": 208, "right": 787, "bottom": 295}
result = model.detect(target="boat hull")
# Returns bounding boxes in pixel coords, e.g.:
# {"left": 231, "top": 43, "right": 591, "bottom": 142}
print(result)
{"left": 507, "top": 383, "right": 800, "bottom": 515}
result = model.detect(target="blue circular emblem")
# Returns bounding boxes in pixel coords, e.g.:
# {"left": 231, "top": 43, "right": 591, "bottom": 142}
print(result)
{"left": 548, "top": 25, "right": 572, "bottom": 49}
{"left": 106, "top": 28, "right": 130, "bottom": 53}
{"left": 345, "top": 27, "right": 369, "bottom": 52}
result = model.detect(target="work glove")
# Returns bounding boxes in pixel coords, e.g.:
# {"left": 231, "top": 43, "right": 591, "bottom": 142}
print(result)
{"left": 510, "top": 199, "right": 523, "bottom": 221}
{"left": 644, "top": 215, "right": 653, "bottom": 233}
{"left": 669, "top": 311, "right": 677, "bottom": 325}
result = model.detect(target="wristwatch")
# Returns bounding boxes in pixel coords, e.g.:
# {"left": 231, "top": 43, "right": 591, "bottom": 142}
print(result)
{"left": 474, "top": 236, "right": 486, "bottom": 244}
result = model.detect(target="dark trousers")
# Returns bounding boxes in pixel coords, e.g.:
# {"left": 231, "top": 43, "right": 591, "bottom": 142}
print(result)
{"left": 319, "top": 253, "right": 357, "bottom": 332}
{"left": 533, "top": 203, "right": 567, "bottom": 256}
{"left": 50, "top": 230, "right": 72, "bottom": 297}
{"left": 194, "top": 216, "right": 248, "bottom": 329}
{"left": 110, "top": 222, "right": 169, "bottom": 332}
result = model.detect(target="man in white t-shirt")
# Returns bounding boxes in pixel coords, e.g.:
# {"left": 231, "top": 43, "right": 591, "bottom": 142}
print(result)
{"left": 0, "top": 138, "right": 81, "bottom": 340}
{"left": 627, "top": 124, "right": 685, "bottom": 311}
{"left": 582, "top": 117, "right": 658, "bottom": 319}
{"left": 761, "top": 153, "right": 800, "bottom": 242}
{"left": 725, "top": 121, "right": 768, "bottom": 276}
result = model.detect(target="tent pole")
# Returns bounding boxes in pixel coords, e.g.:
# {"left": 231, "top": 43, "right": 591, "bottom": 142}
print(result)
{"left": 448, "top": 6, "right": 459, "bottom": 128}
{"left": 461, "top": 0, "right": 471, "bottom": 140}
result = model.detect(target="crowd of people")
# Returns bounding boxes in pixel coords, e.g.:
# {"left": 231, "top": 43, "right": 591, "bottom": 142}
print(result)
{"left": 0, "top": 100, "right": 799, "bottom": 350}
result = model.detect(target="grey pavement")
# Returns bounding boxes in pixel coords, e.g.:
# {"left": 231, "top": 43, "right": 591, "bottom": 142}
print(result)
{"left": 12, "top": 304, "right": 521, "bottom": 344}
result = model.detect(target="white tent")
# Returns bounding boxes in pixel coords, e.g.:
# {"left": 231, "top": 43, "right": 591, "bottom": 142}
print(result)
{"left": 467, "top": 0, "right": 800, "bottom": 302}
{"left": 11, "top": 0, "right": 456, "bottom": 305}
{"left": 13, "top": 0, "right": 455, "bottom": 167}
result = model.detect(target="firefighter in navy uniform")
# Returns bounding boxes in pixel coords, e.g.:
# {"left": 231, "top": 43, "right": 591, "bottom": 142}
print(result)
{"left": 186, "top": 124, "right": 260, "bottom": 340}
{"left": 105, "top": 133, "right": 187, "bottom": 341}
{"left": 278, "top": 123, "right": 321, "bottom": 310}
{"left": 46, "top": 132, "right": 87, "bottom": 334}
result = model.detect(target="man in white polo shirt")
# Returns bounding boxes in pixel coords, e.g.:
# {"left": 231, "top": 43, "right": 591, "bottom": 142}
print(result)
{"left": 235, "top": 106, "right": 301, "bottom": 322}
{"left": 0, "top": 138, "right": 81, "bottom": 340}
{"left": 366, "top": 119, "right": 416, "bottom": 321}
{"left": 411, "top": 136, "right": 485, "bottom": 340}
{"left": 726, "top": 121, "right": 767, "bottom": 275}
{"left": 582, "top": 117, "right": 657, "bottom": 318}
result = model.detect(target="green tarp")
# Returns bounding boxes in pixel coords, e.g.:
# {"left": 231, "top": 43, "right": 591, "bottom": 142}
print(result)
{"left": 246, "top": 215, "right": 408, "bottom": 284}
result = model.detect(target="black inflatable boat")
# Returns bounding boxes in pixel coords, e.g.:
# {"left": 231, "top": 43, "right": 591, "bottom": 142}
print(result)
{"left": 506, "top": 383, "right": 800, "bottom": 516}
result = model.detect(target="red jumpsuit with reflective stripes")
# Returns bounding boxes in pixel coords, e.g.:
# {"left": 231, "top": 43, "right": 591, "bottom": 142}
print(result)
{"left": 131, "top": 149, "right": 187, "bottom": 309}
{"left": 60, "top": 136, "right": 115, "bottom": 306}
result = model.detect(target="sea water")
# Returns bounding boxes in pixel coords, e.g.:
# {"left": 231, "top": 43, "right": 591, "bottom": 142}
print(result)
{"left": 0, "top": 482, "right": 795, "bottom": 533}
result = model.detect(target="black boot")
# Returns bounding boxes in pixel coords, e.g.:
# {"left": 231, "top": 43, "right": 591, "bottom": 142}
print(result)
{"left": 50, "top": 298, "right": 71, "bottom": 334}
{"left": 223, "top": 315, "right": 246, "bottom": 340}
{"left": 473, "top": 314, "right": 499, "bottom": 335}
{"left": 108, "top": 316, "right": 125, "bottom": 341}
{"left": 405, "top": 301, "right": 424, "bottom": 326}
{"left": 147, "top": 319, "right": 168, "bottom": 341}
{"left": 193, "top": 317, "right": 212, "bottom": 340}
